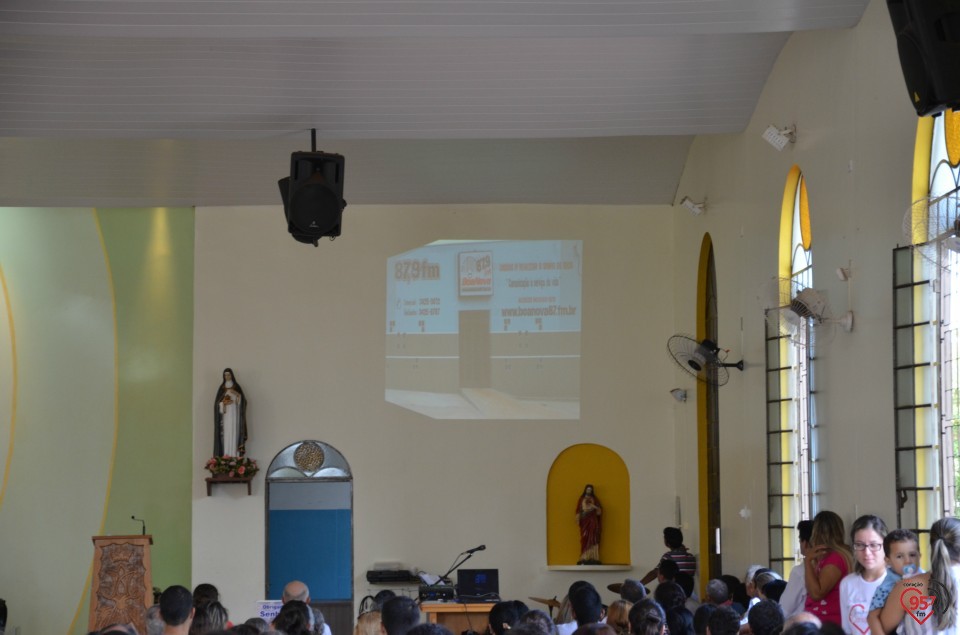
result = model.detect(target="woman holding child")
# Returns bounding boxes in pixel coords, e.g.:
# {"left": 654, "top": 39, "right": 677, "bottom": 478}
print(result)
{"left": 805, "top": 510, "right": 856, "bottom": 626}
{"left": 878, "top": 517, "right": 960, "bottom": 635}
{"left": 840, "top": 515, "right": 889, "bottom": 635}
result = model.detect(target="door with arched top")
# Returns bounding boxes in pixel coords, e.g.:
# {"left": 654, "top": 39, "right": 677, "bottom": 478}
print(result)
{"left": 266, "top": 441, "right": 353, "bottom": 635}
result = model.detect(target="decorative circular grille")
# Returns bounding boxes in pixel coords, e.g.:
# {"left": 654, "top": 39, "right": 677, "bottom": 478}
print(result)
{"left": 294, "top": 442, "right": 325, "bottom": 472}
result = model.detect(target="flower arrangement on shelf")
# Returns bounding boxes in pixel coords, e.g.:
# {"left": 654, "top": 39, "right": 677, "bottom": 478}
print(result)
{"left": 205, "top": 455, "right": 259, "bottom": 479}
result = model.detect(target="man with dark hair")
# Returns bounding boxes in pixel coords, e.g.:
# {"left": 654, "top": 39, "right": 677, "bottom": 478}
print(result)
{"left": 488, "top": 601, "right": 529, "bottom": 635}
{"left": 659, "top": 559, "right": 680, "bottom": 583}
{"left": 747, "top": 600, "right": 784, "bottom": 635}
{"left": 694, "top": 605, "right": 717, "bottom": 635}
{"left": 570, "top": 585, "right": 603, "bottom": 627}
{"left": 706, "top": 606, "right": 741, "bottom": 635}
{"left": 558, "top": 581, "right": 594, "bottom": 635}
{"left": 381, "top": 596, "right": 421, "bottom": 635}
{"left": 642, "top": 527, "right": 697, "bottom": 584}
{"left": 159, "top": 585, "right": 194, "bottom": 635}
{"left": 779, "top": 520, "right": 814, "bottom": 618}
{"left": 653, "top": 582, "right": 687, "bottom": 612}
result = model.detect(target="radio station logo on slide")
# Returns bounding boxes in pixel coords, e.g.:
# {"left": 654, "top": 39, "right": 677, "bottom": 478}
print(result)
{"left": 900, "top": 578, "right": 952, "bottom": 625}
{"left": 459, "top": 251, "right": 493, "bottom": 296}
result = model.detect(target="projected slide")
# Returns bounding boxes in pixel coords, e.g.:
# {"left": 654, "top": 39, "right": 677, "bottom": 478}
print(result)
{"left": 386, "top": 240, "right": 581, "bottom": 419}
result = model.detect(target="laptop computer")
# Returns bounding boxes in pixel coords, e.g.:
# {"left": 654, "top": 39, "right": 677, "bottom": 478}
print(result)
{"left": 457, "top": 569, "right": 500, "bottom": 603}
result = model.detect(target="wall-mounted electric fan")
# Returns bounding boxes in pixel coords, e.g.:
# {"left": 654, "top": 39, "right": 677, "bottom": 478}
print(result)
{"left": 760, "top": 276, "right": 854, "bottom": 346}
{"left": 902, "top": 188, "right": 960, "bottom": 269}
{"left": 666, "top": 335, "right": 744, "bottom": 387}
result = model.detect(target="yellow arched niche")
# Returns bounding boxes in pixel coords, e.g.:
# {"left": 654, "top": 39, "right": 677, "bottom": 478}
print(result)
{"left": 546, "top": 444, "right": 630, "bottom": 565}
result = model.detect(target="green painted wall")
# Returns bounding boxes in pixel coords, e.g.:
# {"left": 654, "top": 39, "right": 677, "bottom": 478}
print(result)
{"left": 0, "top": 207, "right": 194, "bottom": 635}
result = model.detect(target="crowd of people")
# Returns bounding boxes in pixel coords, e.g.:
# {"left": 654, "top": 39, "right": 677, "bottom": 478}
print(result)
{"left": 91, "top": 515, "right": 960, "bottom": 635}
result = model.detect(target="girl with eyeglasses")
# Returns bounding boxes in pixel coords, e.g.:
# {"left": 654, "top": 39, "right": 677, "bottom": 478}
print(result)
{"left": 804, "top": 510, "right": 855, "bottom": 626}
{"left": 840, "top": 515, "right": 890, "bottom": 635}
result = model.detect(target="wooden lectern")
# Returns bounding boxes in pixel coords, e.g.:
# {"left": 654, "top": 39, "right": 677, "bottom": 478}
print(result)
{"left": 89, "top": 535, "right": 153, "bottom": 634}
{"left": 420, "top": 602, "right": 494, "bottom": 634}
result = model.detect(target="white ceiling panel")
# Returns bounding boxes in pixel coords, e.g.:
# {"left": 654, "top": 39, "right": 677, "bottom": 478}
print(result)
{"left": 0, "top": 0, "right": 871, "bottom": 205}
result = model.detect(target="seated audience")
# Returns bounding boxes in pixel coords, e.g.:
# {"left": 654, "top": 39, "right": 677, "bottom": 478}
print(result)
{"left": 719, "top": 577, "right": 747, "bottom": 615}
{"left": 406, "top": 625, "right": 453, "bottom": 635}
{"left": 355, "top": 610, "right": 382, "bottom": 635}
{"left": 274, "top": 600, "right": 311, "bottom": 635}
{"left": 518, "top": 609, "right": 558, "bottom": 635}
{"left": 760, "top": 581, "right": 786, "bottom": 603}
{"left": 620, "top": 580, "right": 647, "bottom": 604}
{"left": 674, "top": 573, "right": 699, "bottom": 613}
{"left": 654, "top": 582, "right": 686, "bottom": 612}
{"left": 374, "top": 591, "right": 398, "bottom": 608}
{"left": 160, "top": 585, "right": 196, "bottom": 635}
{"left": 488, "top": 600, "right": 529, "bottom": 635}
{"left": 559, "top": 582, "right": 595, "bottom": 635}
{"left": 665, "top": 607, "right": 694, "bottom": 635}
{"left": 628, "top": 599, "right": 666, "bottom": 635}
{"left": 746, "top": 600, "right": 784, "bottom": 635}
{"left": 381, "top": 596, "right": 421, "bottom": 635}
{"left": 782, "top": 613, "right": 821, "bottom": 633}
{"left": 659, "top": 561, "right": 680, "bottom": 584}
{"left": 145, "top": 604, "right": 163, "bottom": 635}
{"left": 282, "top": 581, "right": 330, "bottom": 635}
{"left": 693, "top": 605, "right": 717, "bottom": 635}
{"left": 742, "top": 567, "right": 766, "bottom": 609}
{"left": 571, "top": 585, "right": 604, "bottom": 627}
{"left": 573, "top": 625, "right": 618, "bottom": 635}
{"left": 705, "top": 607, "right": 740, "bottom": 635}
{"left": 193, "top": 585, "right": 220, "bottom": 606}
{"left": 229, "top": 626, "right": 260, "bottom": 635}
{"left": 704, "top": 581, "right": 730, "bottom": 606}
{"left": 606, "top": 600, "right": 634, "bottom": 635}
{"left": 99, "top": 624, "right": 139, "bottom": 635}
{"left": 190, "top": 601, "right": 228, "bottom": 635}
{"left": 243, "top": 618, "right": 268, "bottom": 633}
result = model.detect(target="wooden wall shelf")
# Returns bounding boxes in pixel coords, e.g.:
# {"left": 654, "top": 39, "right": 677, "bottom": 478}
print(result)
{"left": 205, "top": 475, "right": 254, "bottom": 495}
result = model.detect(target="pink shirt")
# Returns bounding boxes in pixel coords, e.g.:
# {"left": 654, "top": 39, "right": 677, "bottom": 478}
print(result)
{"left": 804, "top": 550, "right": 850, "bottom": 625}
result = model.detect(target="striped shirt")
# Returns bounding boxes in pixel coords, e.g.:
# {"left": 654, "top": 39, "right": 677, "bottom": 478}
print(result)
{"left": 661, "top": 548, "right": 697, "bottom": 577}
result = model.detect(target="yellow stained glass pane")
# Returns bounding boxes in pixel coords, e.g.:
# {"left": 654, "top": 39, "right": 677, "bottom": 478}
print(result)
{"left": 945, "top": 109, "right": 960, "bottom": 168}
{"left": 799, "top": 179, "right": 812, "bottom": 249}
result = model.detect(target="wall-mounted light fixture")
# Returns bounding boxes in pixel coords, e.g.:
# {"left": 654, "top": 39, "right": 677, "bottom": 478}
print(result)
{"left": 762, "top": 124, "right": 796, "bottom": 151}
{"left": 670, "top": 388, "right": 687, "bottom": 403}
{"left": 680, "top": 196, "right": 707, "bottom": 216}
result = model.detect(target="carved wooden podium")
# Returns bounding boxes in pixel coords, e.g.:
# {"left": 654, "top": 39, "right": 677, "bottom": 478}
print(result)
{"left": 89, "top": 535, "right": 153, "bottom": 634}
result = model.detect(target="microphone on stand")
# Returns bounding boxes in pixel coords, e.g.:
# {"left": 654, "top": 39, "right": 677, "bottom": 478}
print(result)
{"left": 131, "top": 515, "right": 146, "bottom": 536}
{"left": 464, "top": 545, "right": 486, "bottom": 554}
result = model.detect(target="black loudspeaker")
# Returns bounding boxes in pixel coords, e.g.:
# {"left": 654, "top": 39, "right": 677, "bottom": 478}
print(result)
{"left": 887, "top": 0, "right": 960, "bottom": 116}
{"left": 278, "top": 151, "right": 347, "bottom": 245}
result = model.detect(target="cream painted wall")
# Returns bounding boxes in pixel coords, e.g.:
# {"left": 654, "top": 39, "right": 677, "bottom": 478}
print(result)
{"left": 672, "top": 0, "right": 918, "bottom": 578}
{"left": 192, "top": 204, "right": 679, "bottom": 621}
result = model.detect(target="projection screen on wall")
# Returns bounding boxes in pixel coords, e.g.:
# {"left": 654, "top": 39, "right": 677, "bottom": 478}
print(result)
{"left": 386, "top": 240, "right": 581, "bottom": 419}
